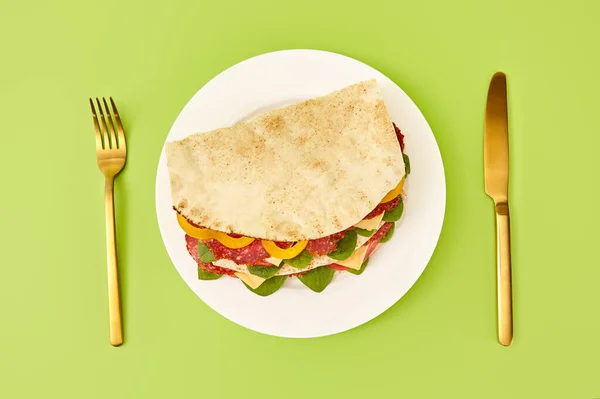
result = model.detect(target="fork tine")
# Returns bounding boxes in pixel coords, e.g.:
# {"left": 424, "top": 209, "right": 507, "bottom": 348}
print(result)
{"left": 109, "top": 97, "right": 126, "bottom": 150}
{"left": 89, "top": 98, "right": 104, "bottom": 150}
{"left": 102, "top": 98, "right": 118, "bottom": 148}
{"left": 95, "top": 98, "right": 114, "bottom": 149}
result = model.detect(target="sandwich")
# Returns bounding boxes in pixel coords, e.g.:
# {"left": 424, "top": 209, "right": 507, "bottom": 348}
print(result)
{"left": 165, "top": 79, "right": 410, "bottom": 296}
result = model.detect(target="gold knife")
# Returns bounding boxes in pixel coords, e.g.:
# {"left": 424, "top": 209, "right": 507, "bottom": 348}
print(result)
{"left": 484, "top": 72, "right": 513, "bottom": 346}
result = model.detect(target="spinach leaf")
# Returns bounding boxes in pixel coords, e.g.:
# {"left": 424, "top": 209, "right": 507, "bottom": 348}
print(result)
{"left": 383, "top": 199, "right": 404, "bottom": 222}
{"left": 403, "top": 153, "right": 411, "bottom": 175}
{"left": 380, "top": 223, "right": 395, "bottom": 243}
{"left": 197, "top": 267, "right": 223, "bottom": 280}
{"left": 197, "top": 242, "right": 216, "bottom": 263}
{"left": 298, "top": 266, "right": 335, "bottom": 293}
{"left": 328, "top": 230, "right": 358, "bottom": 261}
{"left": 283, "top": 250, "right": 313, "bottom": 269}
{"left": 243, "top": 275, "right": 287, "bottom": 297}
{"left": 355, "top": 227, "right": 375, "bottom": 237}
{"left": 248, "top": 264, "right": 282, "bottom": 279}
{"left": 347, "top": 259, "right": 369, "bottom": 276}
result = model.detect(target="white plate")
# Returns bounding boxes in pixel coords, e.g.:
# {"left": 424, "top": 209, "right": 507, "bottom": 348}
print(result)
{"left": 156, "top": 49, "right": 445, "bottom": 338}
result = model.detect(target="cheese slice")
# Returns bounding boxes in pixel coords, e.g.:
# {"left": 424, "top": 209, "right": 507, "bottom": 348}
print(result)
{"left": 234, "top": 272, "right": 265, "bottom": 289}
{"left": 354, "top": 212, "right": 385, "bottom": 231}
{"left": 331, "top": 245, "right": 368, "bottom": 270}
{"left": 265, "top": 257, "right": 282, "bottom": 266}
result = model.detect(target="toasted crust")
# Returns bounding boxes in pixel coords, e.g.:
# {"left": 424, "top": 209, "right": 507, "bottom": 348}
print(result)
{"left": 165, "top": 79, "right": 404, "bottom": 241}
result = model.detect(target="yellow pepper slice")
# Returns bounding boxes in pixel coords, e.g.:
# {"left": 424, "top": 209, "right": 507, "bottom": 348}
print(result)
{"left": 177, "top": 213, "right": 214, "bottom": 239}
{"left": 261, "top": 240, "right": 308, "bottom": 259}
{"left": 380, "top": 176, "right": 405, "bottom": 203}
{"left": 176, "top": 213, "right": 255, "bottom": 249}
{"left": 212, "top": 232, "right": 255, "bottom": 249}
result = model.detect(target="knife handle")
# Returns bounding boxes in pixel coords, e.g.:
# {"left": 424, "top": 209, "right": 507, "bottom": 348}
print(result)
{"left": 495, "top": 202, "right": 513, "bottom": 346}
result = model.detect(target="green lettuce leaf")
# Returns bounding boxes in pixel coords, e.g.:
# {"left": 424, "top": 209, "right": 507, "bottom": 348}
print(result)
{"left": 197, "top": 242, "right": 216, "bottom": 263}
{"left": 247, "top": 264, "right": 282, "bottom": 279}
{"left": 283, "top": 250, "right": 313, "bottom": 269}
{"left": 355, "top": 227, "right": 375, "bottom": 237}
{"left": 328, "top": 230, "right": 358, "bottom": 261}
{"left": 383, "top": 199, "right": 404, "bottom": 222}
{"left": 243, "top": 275, "right": 287, "bottom": 296}
{"left": 298, "top": 266, "right": 335, "bottom": 293}
{"left": 197, "top": 267, "right": 223, "bottom": 280}
{"left": 403, "top": 153, "right": 411, "bottom": 175}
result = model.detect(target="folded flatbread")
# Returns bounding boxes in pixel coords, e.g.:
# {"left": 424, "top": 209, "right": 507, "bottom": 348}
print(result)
{"left": 165, "top": 79, "right": 405, "bottom": 242}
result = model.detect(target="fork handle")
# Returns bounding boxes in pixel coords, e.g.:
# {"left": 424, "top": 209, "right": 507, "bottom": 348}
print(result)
{"left": 495, "top": 202, "right": 513, "bottom": 346}
{"left": 105, "top": 177, "right": 123, "bottom": 346}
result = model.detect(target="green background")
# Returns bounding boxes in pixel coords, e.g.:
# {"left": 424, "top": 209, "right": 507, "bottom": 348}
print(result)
{"left": 1, "top": 0, "right": 599, "bottom": 398}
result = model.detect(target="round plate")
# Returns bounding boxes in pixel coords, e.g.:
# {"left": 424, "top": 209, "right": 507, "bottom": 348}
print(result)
{"left": 156, "top": 49, "right": 445, "bottom": 338}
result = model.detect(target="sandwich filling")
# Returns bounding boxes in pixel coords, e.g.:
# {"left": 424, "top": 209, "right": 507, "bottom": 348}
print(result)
{"left": 165, "top": 80, "right": 411, "bottom": 295}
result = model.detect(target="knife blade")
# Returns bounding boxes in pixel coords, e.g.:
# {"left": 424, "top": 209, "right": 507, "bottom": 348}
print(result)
{"left": 484, "top": 72, "right": 513, "bottom": 346}
{"left": 485, "top": 73, "right": 509, "bottom": 201}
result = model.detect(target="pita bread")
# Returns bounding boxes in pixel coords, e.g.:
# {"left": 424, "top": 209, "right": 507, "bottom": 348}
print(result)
{"left": 165, "top": 79, "right": 404, "bottom": 241}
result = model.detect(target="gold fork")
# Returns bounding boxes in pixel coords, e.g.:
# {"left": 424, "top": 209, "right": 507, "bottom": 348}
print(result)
{"left": 89, "top": 97, "right": 126, "bottom": 346}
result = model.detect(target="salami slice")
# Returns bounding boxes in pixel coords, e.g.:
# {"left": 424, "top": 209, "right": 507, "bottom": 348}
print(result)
{"left": 185, "top": 234, "right": 201, "bottom": 263}
{"left": 363, "top": 196, "right": 400, "bottom": 220}
{"left": 205, "top": 239, "right": 271, "bottom": 265}
{"left": 393, "top": 122, "right": 405, "bottom": 151}
{"left": 199, "top": 261, "right": 236, "bottom": 276}
{"left": 364, "top": 237, "right": 381, "bottom": 259}
{"left": 306, "top": 231, "right": 346, "bottom": 256}
{"left": 365, "top": 222, "right": 393, "bottom": 247}
{"left": 184, "top": 235, "right": 235, "bottom": 275}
